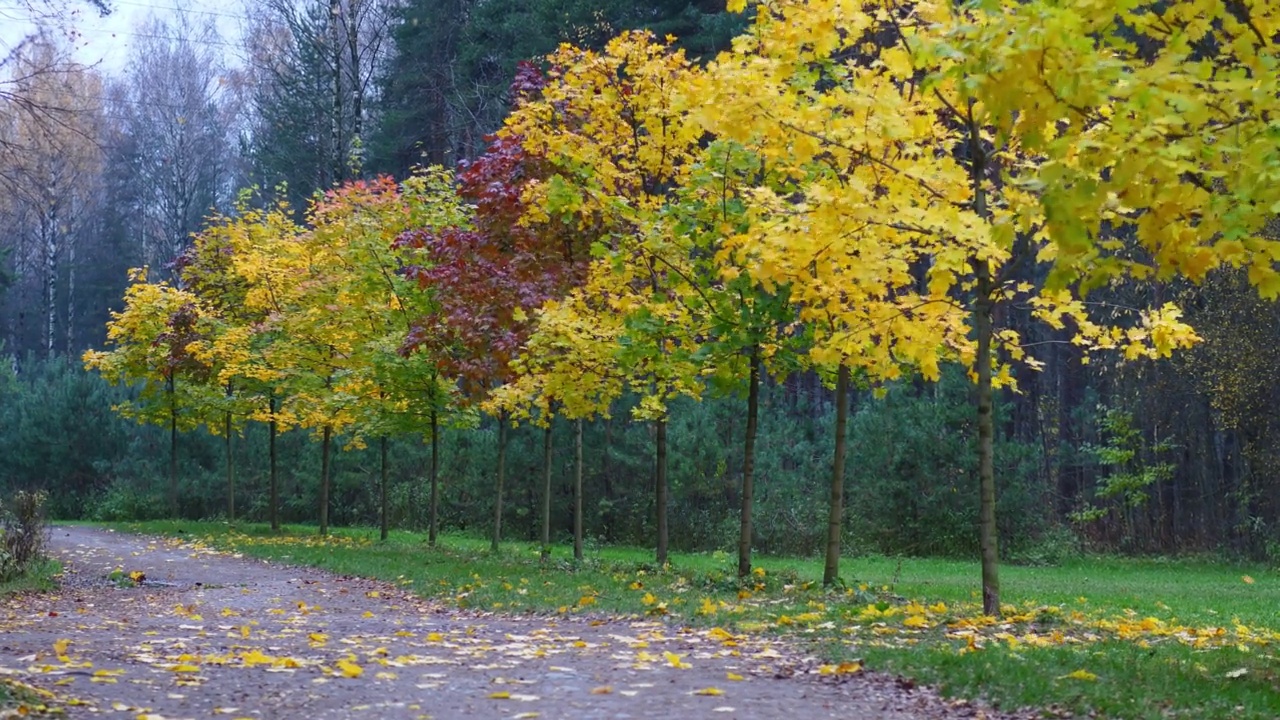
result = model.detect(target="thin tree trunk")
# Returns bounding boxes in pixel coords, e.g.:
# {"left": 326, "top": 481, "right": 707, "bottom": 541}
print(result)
{"left": 329, "top": 0, "right": 344, "bottom": 184}
{"left": 823, "top": 364, "right": 850, "bottom": 586}
{"left": 168, "top": 375, "right": 178, "bottom": 518}
{"left": 969, "top": 105, "right": 1000, "bottom": 616}
{"left": 344, "top": 0, "right": 363, "bottom": 156}
{"left": 225, "top": 381, "right": 235, "bottom": 523}
{"left": 737, "top": 344, "right": 761, "bottom": 578}
{"left": 655, "top": 418, "right": 668, "bottom": 565}
{"left": 540, "top": 423, "right": 553, "bottom": 565}
{"left": 269, "top": 394, "right": 279, "bottom": 532}
{"left": 380, "top": 435, "right": 389, "bottom": 542}
{"left": 320, "top": 425, "right": 332, "bottom": 536}
{"left": 574, "top": 418, "right": 584, "bottom": 562}
{"left": 976, "top": 270, "right": 999, "bottom": 615}
{"left": 491, "top": 415, "right": 507, "bottom": 552}
{"left": 225, "top": 411, "right": 235, "bottom": 523}
{"left": 43, "top": 216, "right": 56, "bottom": 359}
{"left": 429, "top": 406, "right": 439, "bottom": 547}
{"left": 65, "top": 238, "right": 75, "bottom": 354}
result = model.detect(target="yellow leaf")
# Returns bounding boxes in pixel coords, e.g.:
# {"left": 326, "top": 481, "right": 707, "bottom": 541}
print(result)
{"left": 641, "top": 592, "right": 657, "bottom": 606}
{"left": 426, "top": 632, "right": 444, "bottom": 642}
{"left": 1060, "top": 669, "right": 1098, "bottom": 681}
{"left": 590, "top": 686, "right": 612, "bottom": 695}
{"left": 52, "top": 639, "right": 69, "bottom": 660}
{"left": 726, "top": 672, "right": 744, "bottom": 681}
{"left": 664, "top": 651, "right": 690, "bottom": 669}
{"left": 172, "top": 664, "right": 200, "bottom": 673}
{"left": 336, "top": 660, "right": 363, "bottom": 678}
{"left": 693, "top": 687, "right": 724, "bottom": 696}
{"left": 309, "top": 633, "right": 328, "bottom": 644}
{"left": 489, "top": 691, "right": 511, "bottom": 699}
{"left": 726, "top": 0, "right": 747, "bottom": 12}
{"left": 1242, "top": 575, "right": 1255, "bottom": 585}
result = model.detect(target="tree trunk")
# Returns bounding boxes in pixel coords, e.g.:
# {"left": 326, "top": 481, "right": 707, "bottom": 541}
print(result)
{"left": 574, "top": 418, "right": 584, "bottom": 562}
{"left": 380, "top": 435, "right": 389, "bottom": 542}
{"left": 269, "top": 395, "right": 279, "bottom": 532}
{"left": 168, "top": 375, "right": 178, "bottom": 518}
{"left": 655, "top": 418, "right": 669, "bottom": 566}
{"left": 429, "top": 406, "right": 439, "bottom": 547}
{"left": 540, "top": 423, "right": 553, "bottom": 565}
{"left": 225, "top": 381, "right": 235, "bottom": 523}
{"left": 225, "top": 411, "right": 235, "bottom": 523}
{"left": 969, "top": 106, "right": 1000, "bottom": 616}
{"left": 344, "top": 0, "right": 363, "bottom": 165}
{"left": 320, "top": 425, "right": 332, "bottom": 536}
{"left": 737, "top": 344, "right": 761, "bottom": 578}
{"left": 976, "top": 271, "right": 999, "bottom": 615}
{"left": 491, "top": 415, "right": 507, "bottom": 552}
{"left": 328, "top": 0, "right": 344, "bottom": 185}
{"left": 823, "top": 364, "right": 850, "bottom": 586}
{"left": 65, "top": 237, "right": 75, "bottom": 354}
{"left": 42, "top": 215, "right": 56, "bottom": 359}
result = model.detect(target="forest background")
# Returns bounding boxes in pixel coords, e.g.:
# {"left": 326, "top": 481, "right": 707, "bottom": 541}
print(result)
{"left": 2, "top": 0, "right": 1279, "bottom": 577}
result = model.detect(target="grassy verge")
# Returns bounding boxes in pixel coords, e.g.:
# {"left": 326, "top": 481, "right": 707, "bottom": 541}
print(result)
{"left": 0, "top": 558, "right": 60, "bottom": 597}
{"left": 101, "top": 521, "right": 1280, "bottom": 719}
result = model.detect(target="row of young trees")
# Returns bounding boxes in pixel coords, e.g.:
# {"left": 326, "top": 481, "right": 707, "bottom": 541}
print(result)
{"left": 84, "top": 1, "right": 1280, "bottom": 615}
{"left": 0, "top": 0, "right": 744, "bottom": 360}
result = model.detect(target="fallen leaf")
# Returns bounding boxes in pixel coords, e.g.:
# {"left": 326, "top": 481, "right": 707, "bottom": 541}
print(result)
{"left": 336, "top": 660, "right": 363, "bottom": 678}
{"left": 693, "top": 687, "right": 724, "bottom": 696}
{"left": 726, "top": 672, "right": 744, "bottom": 681}
{"left": 591, "top": 686, "right": 612, "bottom": 695}
{"left": 488, "top": 691, "right": 511, "bottom": 699}
{"left": 1225, "top": 668, "right": 1248, "bottom": 678}
{"left": 1060, "top": 669, "right": 1098, "bottom": 681}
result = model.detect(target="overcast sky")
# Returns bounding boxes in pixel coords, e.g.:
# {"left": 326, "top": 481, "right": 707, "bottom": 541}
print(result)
{"left": 2, "top": 0, "right": 247, "bottom": 76}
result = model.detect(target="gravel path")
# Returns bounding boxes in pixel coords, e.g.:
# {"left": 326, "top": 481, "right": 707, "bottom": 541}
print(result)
{"left": 0, "top": 526, "right": 1014, "bottom": 719}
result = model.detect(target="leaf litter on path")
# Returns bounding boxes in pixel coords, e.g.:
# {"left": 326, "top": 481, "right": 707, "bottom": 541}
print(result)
{"left": 0, "top": 526, "right": 1029, "bottom": 719}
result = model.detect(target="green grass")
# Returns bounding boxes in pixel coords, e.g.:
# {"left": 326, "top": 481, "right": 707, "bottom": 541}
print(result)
{"left": 0, "top": 558, "right": 61, "bottom": 597}
{"left": 99, "top": 521, "right": 1280, "bottom": 719}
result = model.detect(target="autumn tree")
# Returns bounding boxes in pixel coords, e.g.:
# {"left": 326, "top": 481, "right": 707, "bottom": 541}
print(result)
{"left": 504, "top": 33, "right": 712, "bottom": 565}
{"left": 108, "top": 15, "right": 238, "bottom": 277}
{"left": 707, "top": 0, "right": 1206, "bottom": 611}
{"left": 83, "top": 271, "right": 218, "bottom": 516}
{"left": 398, "top": 64, "right": 593, "bottom": 552}
{"left": 177, "top": 197, "right": 298, "bottom": 526}
{"left": 0, "top": 36, "right": 103, "bottom": 357}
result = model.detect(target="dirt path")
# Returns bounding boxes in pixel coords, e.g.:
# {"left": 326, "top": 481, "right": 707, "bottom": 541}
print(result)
{"left": 0, "top": 527, "right": 1005, "bottom": 719}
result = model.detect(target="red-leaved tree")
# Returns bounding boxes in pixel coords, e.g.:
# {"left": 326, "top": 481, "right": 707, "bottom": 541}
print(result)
{"left": 397, "top": 63, "right": 593, "bottom": 551}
